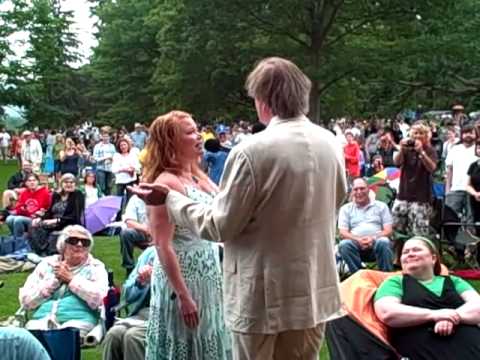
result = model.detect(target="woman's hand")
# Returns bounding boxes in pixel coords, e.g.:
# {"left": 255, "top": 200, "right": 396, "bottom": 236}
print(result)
{"left": 32, "top": 218, "right": 42, "bottom": 227}
{"left": 179, "top": 294, "right": 199, "bottom": 328}
{"left": 431, "top": 309, "right": 460, "bottom": 325}
{"left": 136, "top": 265, "right": 153, "bottom": 285}
{"left": 54, "top": 262, "right": 73, "bottom": 284}
{"left": 34, "top": 209, "right": 45, "bottom": 218}
{"left": 42, "top": 219, "right": 58, "bottom": 226}
{"left": 434, "top": 320, "right": 455, "bottom": 336}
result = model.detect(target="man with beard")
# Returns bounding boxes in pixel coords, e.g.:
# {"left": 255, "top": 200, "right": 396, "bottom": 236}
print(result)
{"left": 445, "top": 123, "right": 478, "bottom": 219}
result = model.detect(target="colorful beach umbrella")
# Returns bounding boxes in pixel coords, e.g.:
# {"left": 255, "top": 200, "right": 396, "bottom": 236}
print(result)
{"left": 367, "top": 167, "right": 400, "bottom": 185}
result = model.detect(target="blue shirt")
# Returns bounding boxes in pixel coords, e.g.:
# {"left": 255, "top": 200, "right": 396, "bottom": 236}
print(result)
{"left": 122, "top": 195, "right": 147, "bottom": 224}
{"left": 203, "top": 150, "right": 229, "bottom": 185}
{"left": 123, "top": 246, "right": 157, "bottom": 316}
{"left": 93, "top": 142, "right": 116, "bottom": 171}
{"left": 0, "top": 328, "right": 50, "bottom": 360}
{"left": 130, "top": 131, "right": 147, "bottom": 150}
{"left": 338, "top": 200, "right": 392, "bottom": 237}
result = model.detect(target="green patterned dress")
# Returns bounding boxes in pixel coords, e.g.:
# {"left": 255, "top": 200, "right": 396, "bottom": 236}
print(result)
{"left": 146, "top": 186, "right": 231, "bottom": 360}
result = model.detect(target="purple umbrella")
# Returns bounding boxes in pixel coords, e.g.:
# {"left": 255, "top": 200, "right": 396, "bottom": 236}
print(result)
{"left": 85, "top": 196, "right": 123, "bottom": 234}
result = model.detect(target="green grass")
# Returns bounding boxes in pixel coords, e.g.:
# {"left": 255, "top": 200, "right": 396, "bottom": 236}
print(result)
{"left": 0, "top": 161, "right": 128, "bottom": 360}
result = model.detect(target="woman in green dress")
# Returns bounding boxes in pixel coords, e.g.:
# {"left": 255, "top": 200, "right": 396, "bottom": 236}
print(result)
{"left": 142, "top": 110, "right": 231, "bottom": 360}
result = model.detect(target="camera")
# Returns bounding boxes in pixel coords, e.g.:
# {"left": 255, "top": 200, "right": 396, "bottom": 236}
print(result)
{"left": 404, "top": 138, "right": 416, "bottom": 147}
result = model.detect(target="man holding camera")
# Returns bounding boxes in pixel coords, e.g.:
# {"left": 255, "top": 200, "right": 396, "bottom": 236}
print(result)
{"left": 392, "top": 123, "right": 437, "bottom": 236}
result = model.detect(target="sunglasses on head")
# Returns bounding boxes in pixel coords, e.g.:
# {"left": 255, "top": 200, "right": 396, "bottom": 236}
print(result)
{"left": 65, "top": 237, "right": 91, "bottom": 247}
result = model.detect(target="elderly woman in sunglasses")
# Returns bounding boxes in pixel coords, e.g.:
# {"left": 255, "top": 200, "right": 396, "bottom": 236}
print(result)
{"left": 19, "top": 225, "right": 109, "bottom": 336}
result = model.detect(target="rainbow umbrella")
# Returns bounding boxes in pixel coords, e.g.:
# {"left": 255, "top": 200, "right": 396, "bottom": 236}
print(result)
{"left": 367, "top": 167, "right": 400, "bottom": 185}
{"left": 366, "top": 167, "right": 400, "bottom": 203}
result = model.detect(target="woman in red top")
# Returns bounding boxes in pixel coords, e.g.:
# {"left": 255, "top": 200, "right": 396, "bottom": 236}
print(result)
{"left": 5, "top": 173, "right": 51, "bottom": 239}
{"left": 344, "top": 131, "right": 361, "bottom": 181}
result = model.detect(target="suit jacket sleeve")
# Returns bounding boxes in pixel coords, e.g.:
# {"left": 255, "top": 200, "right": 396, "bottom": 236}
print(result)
{"left": 165, "top": 147, "right": 256, "bottom": 243}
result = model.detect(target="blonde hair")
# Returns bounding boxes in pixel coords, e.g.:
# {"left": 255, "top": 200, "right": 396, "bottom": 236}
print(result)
{"left": 2, "top": 190, "right": 17, "bottom": 209}
{"left": 409, "top": 122, "right": 430, "bottom": 137}
{"left": 245, "top": 57, "right": 311, "bottom": 119}
{"left": 143, "top": 110, "right": 209, "bottom": 184}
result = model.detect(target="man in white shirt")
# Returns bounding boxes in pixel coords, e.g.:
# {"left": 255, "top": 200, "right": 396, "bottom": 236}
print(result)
{"left": 445, "top": 123, "right": 478, "bottom": 219}
{"left": 120, "top": 195, "right": 150, "bottom": 276}
{"left": 0, "top": 128, "right": 11, "bottom": 163}
{"left": 93, "top": 133, "right": 116, "bottom": 195}
{"left": 20, "top": 130, "right": 43, "bottom": 173}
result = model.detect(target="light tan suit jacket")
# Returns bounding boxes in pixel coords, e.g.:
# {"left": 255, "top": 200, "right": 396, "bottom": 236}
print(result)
{"left": 165, "top": 115, "right": 347, "bottom": 334}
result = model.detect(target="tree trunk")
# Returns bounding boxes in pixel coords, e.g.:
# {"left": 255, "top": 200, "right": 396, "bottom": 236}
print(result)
{"left": 309, "top": 81, "right": 321, "bottom": 124}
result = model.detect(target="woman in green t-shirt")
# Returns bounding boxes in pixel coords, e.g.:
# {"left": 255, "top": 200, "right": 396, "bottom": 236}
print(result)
{"left": 374, "top": 236, "right": 480, "bottom": 359}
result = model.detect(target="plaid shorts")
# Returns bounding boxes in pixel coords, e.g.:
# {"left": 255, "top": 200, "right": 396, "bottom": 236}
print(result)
{"left": 392, "top": 200, "right": 432, "bottom": 237}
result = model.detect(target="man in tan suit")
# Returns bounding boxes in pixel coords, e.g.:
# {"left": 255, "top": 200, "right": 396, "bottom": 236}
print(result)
{"left": 132, "top": 57, "right": 347, "bottom": 359}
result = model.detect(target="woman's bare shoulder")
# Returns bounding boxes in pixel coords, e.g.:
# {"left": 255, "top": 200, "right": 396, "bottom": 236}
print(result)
{"left": 155, "top": 172, "right": 185, "bottom": 194}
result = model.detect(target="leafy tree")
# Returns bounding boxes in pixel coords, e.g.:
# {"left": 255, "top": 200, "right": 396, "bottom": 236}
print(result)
{"left": 87, "top": 0, "right": 160, "bottom": 127}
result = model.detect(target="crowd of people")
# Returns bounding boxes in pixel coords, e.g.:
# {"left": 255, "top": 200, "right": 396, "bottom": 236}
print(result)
{"left": 0, "top": 57, "right": 479, "bottom": 360}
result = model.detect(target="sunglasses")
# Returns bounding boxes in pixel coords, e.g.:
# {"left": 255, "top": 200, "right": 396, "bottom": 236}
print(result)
{"left": 65, "top": 237, "right": 91, "bottom": 247}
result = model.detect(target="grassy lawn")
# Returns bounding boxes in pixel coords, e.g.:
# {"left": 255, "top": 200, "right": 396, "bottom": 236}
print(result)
{"left": 1, "top": 161, "right": 478, "bottom": 360}
{"left": 0, "top": 161, "right": 126, "bottom": 360}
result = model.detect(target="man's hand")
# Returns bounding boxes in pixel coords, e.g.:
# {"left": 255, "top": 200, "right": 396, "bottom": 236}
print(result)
{"left": 54, "top": 262, "right": 73, "bottom": 284}
{"left": 358, "top": 236, "right": 374, "bottom": 250}
{"left": 128, "top": 182, "right": 171, "bottom": 206}
{"left": 137, "top": 265, "right": 153, "bottom": 285}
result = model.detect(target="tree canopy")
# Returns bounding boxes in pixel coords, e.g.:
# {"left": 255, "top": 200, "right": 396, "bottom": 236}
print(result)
{"left": 1, "top": 0, "right": 480, "bottom": 128}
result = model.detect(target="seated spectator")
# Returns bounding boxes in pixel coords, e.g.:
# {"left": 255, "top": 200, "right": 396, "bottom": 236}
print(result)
{"left": 1, "top": 189, "right": 17, "bottom": 223}
{"left": 203, "top": 138, "right": 229, "bottom": 185}
{"left": 120, "top": 194, "right": 150, "bottom": 276}
{"left": 7, "top": 161, "right": 33, "bottom": 192}
{"left": 5, "top": 173, "right": 51, "bottom": 240}
{"left": 0, "top": 327, "right": 50, "bottom": 360}
{"left": 338, "top": 177, "right": 394, "bottom": 274}
{"left": 374, "top": 236, "right": 480, "bottom": 359}
{"left": 30, "top": 173, "right": 85, "bottom": 255}
{"left": 102, "top": 246, "right": 156, "bottom": 360}
{"left": 19, "top": 225, "right": 108, "bottom": 337}
{"left": 366, "top": 154, "right": 384, "bottom": 177}
{"left": 79, "top": 171, "right": 103, "bottom": 208}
